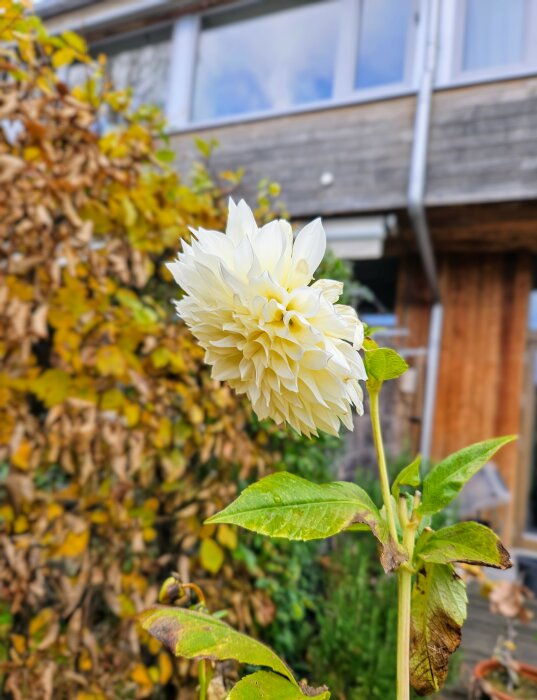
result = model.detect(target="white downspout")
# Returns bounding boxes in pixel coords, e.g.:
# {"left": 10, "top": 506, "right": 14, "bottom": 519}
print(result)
{"left": 407, "top": 0, "right": 442, "bottom": 464}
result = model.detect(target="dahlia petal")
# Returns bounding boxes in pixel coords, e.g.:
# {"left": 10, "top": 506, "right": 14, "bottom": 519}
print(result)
{"left": 311, "top": 278, "right": 343, "bottom": 303}
{"left": 288, "top": 218, "right": 326, "bottom": 288}
{"left": 226, "top": 198, "right": 257, "bottom": 244}
{"left": 251, "top": 220, "right": 289, "bottom": 279}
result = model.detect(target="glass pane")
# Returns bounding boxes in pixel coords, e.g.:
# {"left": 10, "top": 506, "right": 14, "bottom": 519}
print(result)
{"left": 192, "top": 0, "right": 339, "bottom": 122}
{"left": 355, "top": 0, "right": 411, "bottom": 90}
{"left": 463, "top": 0, "right": 524, "bottom": 72}
{"left": 95, "top": 27, "right": 172, "bottom": 114}
{"left": 529, "top": 290, "right": 537, "bottom": 331}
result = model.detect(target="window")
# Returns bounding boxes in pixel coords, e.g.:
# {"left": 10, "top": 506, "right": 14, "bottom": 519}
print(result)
{"left": 93, "top": 27, "right": 173, "bottom": 114}
{"left": 462, "top": 0, "right": 525, "bottom": 72}
{"left": 434, "top": 0, "right": 537, "bottom": 88}
{"left": 191, "top": 0, "right": 340, "bottom": 122}
{"left": 187, "top": 0, "right": 417, "bottom": 125}
{"left": 353, "top": 258, "right": 399, "bottom": 329}
{"left": 355, "top": 0, "right": 413, "bottom": 89}
{"left": 77, "top": 0, "right": 421, "bottom": 129}
{"left": 63, "top": 28, "right": 173, "bottom": 131}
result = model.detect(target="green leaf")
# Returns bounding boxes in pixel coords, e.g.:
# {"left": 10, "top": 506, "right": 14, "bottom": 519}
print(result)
{"left": 206, "top": 472, "right": 406, "bottom": 573}
{"left": 344, "top": 523, "right": 371, "bottom": 533}
{"left": 229, "top": 671, "right": 330, "bottom": 699}
{"left": 139, "top": 606, "right": 296, "bottom": 685}
{"left": 419, "top": 436, "right": 517, "bottom": 515}
{"left": 415, "top": 522, "right": 511, "bottom": 570}
{"left": 410, "top": 563, "right": 467, "bottom": 696}
{"left": 364, "top": 348, "right": 408, "bottom": 383}
{"left": 205, "top": 472, "right": 384, "bottom": 543}
{"left": 391, "top": 455, "right": 421, "bottom": 499}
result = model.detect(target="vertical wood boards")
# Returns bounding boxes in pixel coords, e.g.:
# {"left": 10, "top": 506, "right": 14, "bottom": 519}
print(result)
{"left": 397, "top": 253, "right": 532, "bottom": 545}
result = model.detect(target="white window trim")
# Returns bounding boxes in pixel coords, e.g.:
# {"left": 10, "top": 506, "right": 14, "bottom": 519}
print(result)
{"left": 436, "top": 0, "right": 537, "bottom": 90}
{"left": 166, "top": 0, "right": 425, "bottom": 133}
{"left": 166, "top": 14, "right": 200, "bottom": 127}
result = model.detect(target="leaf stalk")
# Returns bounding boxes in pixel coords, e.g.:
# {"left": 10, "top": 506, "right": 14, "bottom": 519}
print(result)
{"left": 368, "top": 385, "right": 399, "bottom": 544}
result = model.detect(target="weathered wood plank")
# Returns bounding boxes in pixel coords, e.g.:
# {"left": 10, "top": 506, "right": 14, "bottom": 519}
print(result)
{"left": 172, "top": 97, "right": 416, "bottom": 216}
{"left": 171, "top": 76, "right": 537, "bottom": 216}
{"left": 395, "top": 252, "right": 531, "bottom": 545}
{"left": 429, "top": 254, "right": 530, "bottom": 546}
{"left": 387, "top": 202, "right": 537, "bottom": 254}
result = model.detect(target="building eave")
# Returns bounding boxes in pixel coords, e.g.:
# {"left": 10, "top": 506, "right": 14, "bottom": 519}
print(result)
{"left": 40, "top": 0, "right": 233, "bottom": 37}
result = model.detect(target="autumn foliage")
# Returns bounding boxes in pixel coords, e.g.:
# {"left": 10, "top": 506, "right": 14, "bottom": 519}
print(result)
{"left": 0, "top": 3, "right": 292, "bottom": 698}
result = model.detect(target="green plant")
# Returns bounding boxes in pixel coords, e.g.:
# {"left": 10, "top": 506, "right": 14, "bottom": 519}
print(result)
{"left": 311, "top": 533, "right": 398, "bottom": 699}
{"left": 141, "top": 198, "right": 515, "bottom": 699}
{"left": 238, "top": 429, "right": 339, "bottom": 674}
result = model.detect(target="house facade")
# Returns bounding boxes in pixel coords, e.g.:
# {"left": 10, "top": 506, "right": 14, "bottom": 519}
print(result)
{"left": 41, "top": 0, "right": 537, "bottom": 561}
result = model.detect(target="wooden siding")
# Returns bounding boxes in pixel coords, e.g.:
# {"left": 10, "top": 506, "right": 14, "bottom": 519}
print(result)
{"left": 428, "top": 78, "right": 537, "bottom": 207}
{"left": 171, "top": 76, "right": 537, "bottom": 221}
{"left": 397, "top": 253, "right": 532, "bottom": 546}
{"left": 172, "top": 97, "right": 415, "bottom": 217}
{"left": 395, "top": 257, "right": 431, "bottom": 454}
{"left": 389, "top": 202, "right": 537, "bottom": 254}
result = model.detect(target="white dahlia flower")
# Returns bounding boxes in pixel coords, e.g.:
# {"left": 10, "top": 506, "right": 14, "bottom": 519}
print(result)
{"left": 167, "top": 199, "right": 367, "bottom": 437}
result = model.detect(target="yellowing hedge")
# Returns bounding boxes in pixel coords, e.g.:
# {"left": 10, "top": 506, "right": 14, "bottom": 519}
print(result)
{"left": 0, "top": 4, "right": 284, "bottom": 698}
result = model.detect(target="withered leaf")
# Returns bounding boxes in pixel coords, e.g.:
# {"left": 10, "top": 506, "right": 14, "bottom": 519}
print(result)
{"left": 410, "top": 563, "right": 467, "bottom": 696}
{"left": 139, "top": 605, "right": 297, "bottom": 685}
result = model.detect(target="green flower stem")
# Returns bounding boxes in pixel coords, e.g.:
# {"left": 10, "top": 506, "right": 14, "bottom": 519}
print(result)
{"left": 368, "top": 386, "right": 399, "bottom": 544}
{"left": 397, "top": 566, "right": 412, "bottom": 700}
{"left": 198, "top": 659, "right": 208, "bottom": 700}
{"left": 396, "top": 499, "right": 417, "bottom": 700}
{"left": 369, "top": 382, "right": 417, "bottom": 700}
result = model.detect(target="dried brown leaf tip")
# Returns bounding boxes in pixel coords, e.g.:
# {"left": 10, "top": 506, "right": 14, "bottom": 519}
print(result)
{"left": 496, "top": 540, "right": 513, "bottom": 571}
{"left": 299, "top": 680, "right": 331, "bottom": 697}
{"left": 379, "top": 537, "right": 408, "bottom": 574}
{"left": 139, "top": 608, "right": 182, "bottom": 654}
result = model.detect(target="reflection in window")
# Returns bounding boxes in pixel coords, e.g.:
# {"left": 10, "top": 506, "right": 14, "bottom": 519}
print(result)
{"left": 463, "top": 0, "right": 524, "bottom": 72}
{"left": 94, "top": 27, "right": 172, "bottom": 113}
{"left": 192, "top": 0, "right": 339, "bottom": 122}
{"left": 356, "top": 0, "right": 412, "bottom": 89}
{"left": 529, "top": 290, "right": 537, "bottom": 331}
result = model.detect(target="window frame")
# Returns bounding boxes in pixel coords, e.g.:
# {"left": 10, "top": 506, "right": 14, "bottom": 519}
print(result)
{"left": 516, "top": 330, "right": 537, "bottom": 550}
{"left": 166, "top": 0, "right": 424, "bottom": 131}
{"left": 436, "top": 0, "right": 537, "bottom": 90}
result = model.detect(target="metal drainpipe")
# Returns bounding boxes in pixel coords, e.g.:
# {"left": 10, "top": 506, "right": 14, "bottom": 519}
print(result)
{"left": 407, "top": 0, "right": 442, "bottom": 465}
